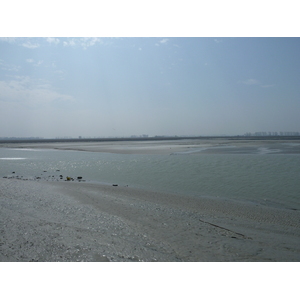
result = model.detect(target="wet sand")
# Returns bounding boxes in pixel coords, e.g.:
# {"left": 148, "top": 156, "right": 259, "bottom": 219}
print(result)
{"left": 1, "top": 178, "right": 299, "bottom": 262}
{"left": 2, "top": 138, "right": 300, "bottom": 154}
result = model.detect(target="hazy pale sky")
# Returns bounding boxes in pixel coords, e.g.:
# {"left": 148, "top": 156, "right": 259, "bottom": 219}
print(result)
{"left": 0, "top": 37, "right": 299, "bottom": 138}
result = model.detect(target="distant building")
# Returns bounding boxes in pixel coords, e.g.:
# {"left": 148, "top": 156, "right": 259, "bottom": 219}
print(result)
{"left": 244, "top": 131, "right": 299, "bottom": 136}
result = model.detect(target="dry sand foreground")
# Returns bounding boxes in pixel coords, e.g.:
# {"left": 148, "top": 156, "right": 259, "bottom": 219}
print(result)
{"left": 1, "top": 178, "right": 299, "bottom": 262}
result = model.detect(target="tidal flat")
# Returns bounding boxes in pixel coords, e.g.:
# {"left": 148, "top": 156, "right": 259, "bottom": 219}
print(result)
{"left": 1, "top": 138, "right": 300, "bottom": 261}
{"left": 1, "top": 177, "right": 299, "bottom": 261}
{"left": 2, "top": 137, "right": 300, "bottom": 155}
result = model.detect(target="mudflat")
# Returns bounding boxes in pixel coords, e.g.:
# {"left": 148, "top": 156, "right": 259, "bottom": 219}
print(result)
{"left": 1, "top": 137, "right": 300, "bottom": 154}
{"left": 1, "top": 178, "right": 299, "bottom": 261}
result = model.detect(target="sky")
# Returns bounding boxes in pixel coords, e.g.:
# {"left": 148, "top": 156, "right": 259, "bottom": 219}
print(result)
{"left": 1, "top": 37, "right": 300, "bottom": 138}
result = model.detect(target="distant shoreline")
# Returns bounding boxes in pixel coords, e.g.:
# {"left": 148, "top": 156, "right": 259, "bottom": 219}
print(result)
{"left": 1, "top": 136, "right": 300, "bottom": 155}
{"left": 1, "top": 135, "right": 300, "bottom": 144}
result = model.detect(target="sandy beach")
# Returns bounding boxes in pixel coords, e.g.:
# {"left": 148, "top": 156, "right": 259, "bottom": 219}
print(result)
{"left": 1, "top": 176, "right": 299, "bottom": 262}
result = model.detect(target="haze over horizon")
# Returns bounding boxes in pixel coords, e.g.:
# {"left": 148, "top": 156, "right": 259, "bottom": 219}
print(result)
{"left": 1, "top": 37, "right": 299, "bottom": 138}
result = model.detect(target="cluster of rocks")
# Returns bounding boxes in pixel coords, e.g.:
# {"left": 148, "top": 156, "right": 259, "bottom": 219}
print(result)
{"left": 2, "top": 171, "right": 122, "bottom": 187}
{"left": 3, "top": 170, "right": 85, "bottom": 183}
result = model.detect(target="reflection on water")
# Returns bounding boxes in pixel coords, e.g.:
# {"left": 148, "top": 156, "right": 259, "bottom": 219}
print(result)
{"left": 0, "top": 157, "right": 27, "bottom": 160}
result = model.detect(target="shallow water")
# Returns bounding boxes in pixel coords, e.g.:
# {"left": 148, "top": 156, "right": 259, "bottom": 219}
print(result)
{"left": 1, "top": 147, "right": 300, "bottom": 210}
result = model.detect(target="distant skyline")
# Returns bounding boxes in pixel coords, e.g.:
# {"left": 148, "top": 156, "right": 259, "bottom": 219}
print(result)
{"left": 1, "top": 37, "right": 300, "bottom": 138}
